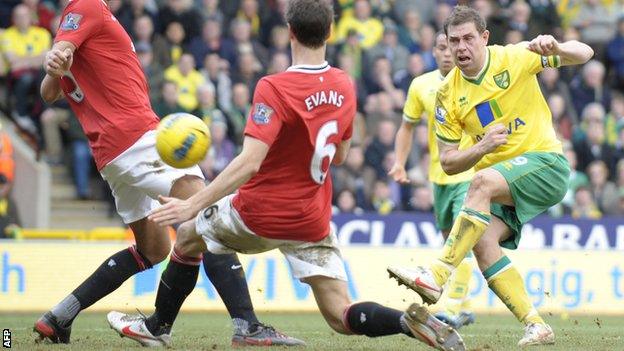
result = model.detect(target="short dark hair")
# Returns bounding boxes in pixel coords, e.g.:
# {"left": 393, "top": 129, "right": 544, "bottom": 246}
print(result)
{"left": 285, "top": 0, "right": 334, "bottom": 49}
{"left": 444, "top": 5, "right": 487, "bottom": 35}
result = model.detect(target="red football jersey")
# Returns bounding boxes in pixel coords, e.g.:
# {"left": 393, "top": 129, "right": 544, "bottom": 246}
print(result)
{"left": 232, "top": 63, "right": 356, "bottom": 242}
{"left": 55, "top": 0, "right": 158, "bottom": 170}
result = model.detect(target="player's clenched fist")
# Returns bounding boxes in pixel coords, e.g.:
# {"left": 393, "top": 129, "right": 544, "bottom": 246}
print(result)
{"left": 478, "top": 123, "right": 508, "bottom": 154}
{"left": 44, "top": 48, "right": 73, "bottom": 78}
{"left": 527, "top": 35, "right": 560, "bottom": 56}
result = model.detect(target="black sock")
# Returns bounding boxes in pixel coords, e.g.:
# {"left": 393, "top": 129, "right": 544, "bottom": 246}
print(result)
{"left": 345, "top": 302, "right": 410, "bottom": 337}
{"left": 202, "top": 251, "right": 259, "bottom": 324}
{"left": 145, "top": 248, "right": 200, "bottom": 335}
{"left": 71, "top": 246, "right": 152, "bottom": 313}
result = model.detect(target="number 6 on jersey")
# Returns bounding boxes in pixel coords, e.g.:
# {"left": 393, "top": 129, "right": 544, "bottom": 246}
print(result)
{"left": 310, "top": 120, "right": 338, "bottom": 184}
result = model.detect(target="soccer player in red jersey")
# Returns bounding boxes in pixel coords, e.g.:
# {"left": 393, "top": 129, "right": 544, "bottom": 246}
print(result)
{"left": 106, "top": 1, "right": 465, "bottom": 350}
{"left": 33, "top": 0, "right": 301, "bottom": 346}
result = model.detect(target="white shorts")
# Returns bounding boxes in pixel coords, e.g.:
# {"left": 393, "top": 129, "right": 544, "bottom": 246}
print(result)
{"left": 101, "top": 130, "right": 204, "bottom": 224}
{"left": 195, "top": 195, "right": 347, "bottom": 281}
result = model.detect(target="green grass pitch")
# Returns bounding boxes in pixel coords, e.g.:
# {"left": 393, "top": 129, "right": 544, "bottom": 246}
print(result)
{"left": 1, "top": 312, "right": 622, "bottom": 350}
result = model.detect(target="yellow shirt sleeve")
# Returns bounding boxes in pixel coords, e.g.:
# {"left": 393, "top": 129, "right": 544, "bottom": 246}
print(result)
{"left": 402, "top": 79, "right": 424, "bottom": 123}
{"left": 434, "top": 84, "right": 462, "bottom": 144}
{"left": 509, "top": 43, "right": 562, "bottom": 75}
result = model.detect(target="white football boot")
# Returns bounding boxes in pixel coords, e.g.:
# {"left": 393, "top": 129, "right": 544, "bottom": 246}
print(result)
{"left": 388, "top": 266, "right": 443, "bottom": 305}
{"left": 401, "top": 303, "right": 465, "bottom": 351}
{"left": 518, "top": 323, "right": 555, "bottom": 347}
{"left": 107, "top": 311, "right": 171, "bottom": 347}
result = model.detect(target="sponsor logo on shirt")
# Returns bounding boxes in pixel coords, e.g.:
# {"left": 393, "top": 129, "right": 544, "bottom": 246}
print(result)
{"left": 61, "top": 13, "right": 82, "bottom": 31}
{"left": 252, "top": 103, "right": 274, "bottom": 125}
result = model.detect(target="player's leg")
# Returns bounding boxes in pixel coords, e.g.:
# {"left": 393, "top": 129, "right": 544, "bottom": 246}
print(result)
{"left": 389, "top": 168, "right": 512, "bottom": 304}
{"left": 169, "top": 175, "right": 261, "bottom": 330}
{"left": 472, "top": 216, "right": 554, "bottom": 346}
{"left": 434, "top": 182, "right": 475, "bottom": 328}
{"left": 34, "top": 183, "right": 165, "bottom": 344}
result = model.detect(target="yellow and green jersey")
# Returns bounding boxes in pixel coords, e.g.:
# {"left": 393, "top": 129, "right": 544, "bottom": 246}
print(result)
{"left": 404, "top": 69, "right": 474, "bottom": 184}
{"left": 434, "top": 43, "right": 563, "bottom": 170}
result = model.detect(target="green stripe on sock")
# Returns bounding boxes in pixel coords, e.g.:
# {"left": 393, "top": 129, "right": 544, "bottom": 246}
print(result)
{"left": 460, "top": 208, "right": 491, "bottom": 224}
{"left": 482, "top": 256, "right": 512, "bottom": 280}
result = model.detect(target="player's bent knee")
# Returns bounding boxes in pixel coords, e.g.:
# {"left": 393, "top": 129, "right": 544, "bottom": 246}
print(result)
{"left": 174, "top": 220, "right": 205, "bottom": 257}
{"left": 170, "top": 174, "right": 204, "bottom": 197}
{"left": 142, "top": 241, "right": 171, "bottom": 265}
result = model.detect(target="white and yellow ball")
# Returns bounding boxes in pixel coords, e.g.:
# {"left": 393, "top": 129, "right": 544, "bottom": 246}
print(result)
{"left": 156, "top": 113, "right": 211, "bottom": 168}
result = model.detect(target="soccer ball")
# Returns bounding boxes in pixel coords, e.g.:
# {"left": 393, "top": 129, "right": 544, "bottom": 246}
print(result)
{"left": 156, "top": 113, "right": 211, "bottom": 168}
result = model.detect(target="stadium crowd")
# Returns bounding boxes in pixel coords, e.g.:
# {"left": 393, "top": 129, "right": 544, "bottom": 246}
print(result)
{"left": 0, "top": 0, "right": 623, "bottom": 220}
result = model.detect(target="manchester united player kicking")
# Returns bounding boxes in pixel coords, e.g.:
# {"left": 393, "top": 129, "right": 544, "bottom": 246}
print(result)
{"left": 34, "top": 0, "right": 300, "bottom": 346}
{"left": 106, "top": 1, "right": 465, "bottom": 350}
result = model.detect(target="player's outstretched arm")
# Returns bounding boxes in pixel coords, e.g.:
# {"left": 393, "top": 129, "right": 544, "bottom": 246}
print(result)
{"left": 333, "top": 139, "right": 352, "bottom": 165}
{"left": 439, "top": 124, "right": 508, "bottom": 175}
{"left": 527, "top": 35, "right": 594, "bottom": 66}
{"left": 389, "top": 120, "right": 416, "bottom": 184}
{"left": 149, "top": 136, "right": 270, "bottom": 226}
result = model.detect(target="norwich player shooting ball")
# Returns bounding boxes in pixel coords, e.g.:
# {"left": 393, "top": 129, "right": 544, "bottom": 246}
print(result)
{"left": 156, "top": 113, "right": 211, "bottom": 168}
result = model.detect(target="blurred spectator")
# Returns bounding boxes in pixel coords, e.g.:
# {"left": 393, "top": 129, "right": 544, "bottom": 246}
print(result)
{"left": 268, "top": 25, "right": 290, "bottom": 57}
{"left": 153, "top": 81, "right": 184, "bottom": 118}
{"left": 164, "top": 53, "right": 206, "bottom": 111}
{"left": 200, "top": 119, "right": 235, "bottom": 180}
{"left": 571, "top": 0, "right": 618, "bottom": 57}
{"left": 231, "top": 51, "right": 262, "bottom": 92}
{"left": 365, "top": 119, "right": 396, "bottom": 179}
{"left": 0, "top": 4, "right": 51, "bottom": 134}
{"left": 617, "top": 159, "right": 624, "bottom": 188}
{"left": 158, "top": 0, "right": 203, "bottom": 42}
{"left": 507, "top": 0, "right": 531, "bottom": 40}
{"left": 236, "top": 0, "right": 262, "bottom": 39}
{"left": 152, "top": 21, "right": 186, "bottom": 68}
{"left": 194, "top": 83, "right": 227, "bottom": 127}
{"left": 367, "top": 22, "right": 410, "bottom": 75}
{"left": 259, "top": 0, "right": 287, "bottom": 47}
{"left": 226, "top": 82, "right": 251, "bottom": 143}
{"left": 332, "top": 145, "right": 376, "bottom": 209}
{"left": 132, "top": 15, "right": 170, "bottom": 69}
{"left": 539, "top": 67, "right": 578, "bottom": 125}
{"left": 606, "top": 92, "right": 624, "bottom": 145}
{"left": 504, "top": 30, "right": 524, "bottom": 45}
{"left": 199, "top": 0, "right": 224, "bottom": 24}
{"left": 336, "top": 29, "right": 364, "bottom": 81}
{"left": 617, "top": 187, "right": 624, "bottom": 216}
{"left": 136, "top": 42, "right": 164, "bottom": 103}
{"left": 527, "top": 0, "right": 562, "bottom": 39}
{"left": 117, "top": 0, "right": 157, "bottom": 36}
{"left": 67, "top": 114, "right": 93, "bottom": 200}
{"left": 40, "top": 104, "right": 70, "bottom": 164}
{"left": 573, "top": 103, "right": 617, "bottom": 178}
{"left": 187, "top": 18, "right": 237, "bottom": 69}
{"left": 571, "top": 186, "right": 602, "bottom": 219}
{"left": 371, "top": 180, "right": 396, "bottom": 214}
{"left": 409, "top": 185, "right": 433, "bottom": 213}
{"left": 587, "top": 160, "right": 619, "bottom": 215}
{"left": 418, "top": 25, "right": 437, "bottom": 72}
{"left": 22, "top": 0, "right": 55, "bottom": 32}
{"left": 547, "top": 94, "right": 574, "bottom": 141}
{"left": 393, "top": 0, "right": 436, "bottom": 27}
{"left": 432, "top": 2, "right": 452, "bottom": 32}
{"left": 397, "top": 10, "right": 422, "bottom": 53}
{"left": 364, "top": 57, "right": 405, "bottom": 109}
{"left": 267, "top": 52, "right": 290, "bottom": 75}
{"left": 396, "top": 53, "right": 425, "bottom": 94}
{"left": 364, "top": 91, "right": 400, "bottom": 133}
{"left": 332, "top": 189, "right": 364, "bottom": 215}
{"left": 229, "top": 17, "right": 269, "bottom": 69}
{"left": 473, "top": 0, "right": 507, "bottom": 45}
{"left": 200, "top": 53, "right": 233, "bottom": 111}
{"left": 335, "top": 0, "right": 384, "bottom": 49}
{"left": 606, "top": 16, "right": 624, "bottom": 90}
{"left": 570, "top": 60, "right": 611, "bottom": 117}
{"left": 561, "top": 148, "right": 590, "bottom": 211}
{"left": 0, "top": 125, "right": 20, "bottom": 238}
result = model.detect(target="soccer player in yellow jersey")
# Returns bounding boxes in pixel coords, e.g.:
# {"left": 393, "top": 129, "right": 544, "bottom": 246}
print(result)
{"left": 388, "top": 5, "right": 593, "bottom": 347}
{"left": 389, "top": 32, "right": 476, "bottom": 329}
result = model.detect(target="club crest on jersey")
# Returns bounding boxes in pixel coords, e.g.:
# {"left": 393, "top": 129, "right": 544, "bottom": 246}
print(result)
{"left": 435, "top": 105, "right": 447, "bottom": 123}
{"left": 61, "top": 13, "right": 82, "bottom": 31}
{"left": 493, "top": 70, "right": 510, "bottom": 89}
{"left": 252, "top": 103, "right": 273, "bottom": 125}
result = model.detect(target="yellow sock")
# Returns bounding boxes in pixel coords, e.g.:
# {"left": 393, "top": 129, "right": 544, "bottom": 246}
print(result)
{"left": 485, "top": 256, "right": 545, "bottom": 325}
{"left": 431, "top": 208, "right": 490, "bottom": 286}
{"left": 445, "top": 258, "right": 473, "bottom": 315}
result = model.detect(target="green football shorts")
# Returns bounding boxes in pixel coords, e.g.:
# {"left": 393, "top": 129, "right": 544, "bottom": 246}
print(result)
{"left": 489, "top": 152, "right": 570, "bottom": 249}
{"left": 433, "top": 181, "right": 470, "bottom": 231}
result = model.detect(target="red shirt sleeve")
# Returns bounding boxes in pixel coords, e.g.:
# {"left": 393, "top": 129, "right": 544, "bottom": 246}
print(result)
{"left": 243, "top": 79, "right": 285, "bottom": 147}
{"left": 55, "top": 0, "right": 105, "bottom": 49}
